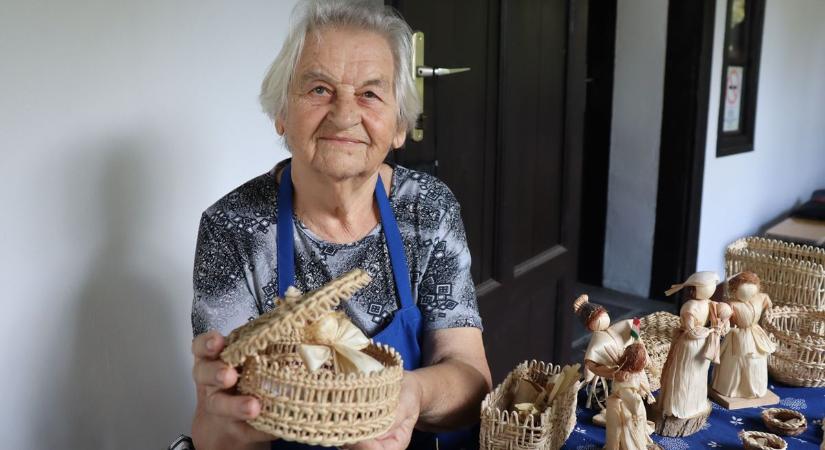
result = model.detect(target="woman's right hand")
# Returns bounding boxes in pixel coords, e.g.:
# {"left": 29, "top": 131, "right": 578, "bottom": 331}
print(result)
{"left": 191, "top": 330, "right": 274, "bottom": 450}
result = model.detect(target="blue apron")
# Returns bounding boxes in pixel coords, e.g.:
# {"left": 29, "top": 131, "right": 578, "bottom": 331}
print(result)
{"left": 273, "top": 164, "right": 476, "bottom": 450}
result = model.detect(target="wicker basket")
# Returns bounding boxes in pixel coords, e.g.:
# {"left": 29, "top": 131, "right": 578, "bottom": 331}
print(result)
{"left": 638, "top": 311, "right": 681, "bottom": 391}
{"left": 761, "top": 408, "right": 807, "bottom": 436}
{"left": 220, "top": 269, "right": 404, "bottom": 447}
{"left": 762, "top": 305, "right": 825, "bottom": 387}
{"left": 739, "top": 430, "right": 787, "bottom": 450}
{"left": 480, "top": 361, "right": 580, "bottom": 450}
{"left": 726, "top": 237, "right": 825, "bottom": 309}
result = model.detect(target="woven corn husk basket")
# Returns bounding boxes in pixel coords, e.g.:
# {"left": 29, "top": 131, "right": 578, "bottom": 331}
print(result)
{"left": 480, "top": 360, "right": 580, "bottom": 450}
{"left": 761, "top": 408, "right": 807, "bottom": 436}
{"left": 739, "top": 430, "right": 787, "bottom": 450}
{"left": 639, "top": 311, "right": 680, "bottom": 391}
{"left": 762, "top": 305, "right": 825, "bottom": 387}
{"left": 220, "top": 269, "right": 404, "bottom": 447}
{"left": 726, "top": 237, "right": 825, "bottom": 309}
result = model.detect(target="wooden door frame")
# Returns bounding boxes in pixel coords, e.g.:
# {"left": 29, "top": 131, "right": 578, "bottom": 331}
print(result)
{"left": 649, "top": 0, "right": 716, "bottom": 300}
{"left": 577, "top": 0, "right": 616, "bottom": 286}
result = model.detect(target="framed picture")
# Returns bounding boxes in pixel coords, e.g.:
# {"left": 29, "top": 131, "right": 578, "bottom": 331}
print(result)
{"left": 717, "top": 0, "right": 765, "bottom": 157}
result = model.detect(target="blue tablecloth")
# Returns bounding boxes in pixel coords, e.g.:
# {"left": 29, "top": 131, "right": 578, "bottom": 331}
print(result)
{"left": 563, "top": 381, "right": 825, "bottom": 449}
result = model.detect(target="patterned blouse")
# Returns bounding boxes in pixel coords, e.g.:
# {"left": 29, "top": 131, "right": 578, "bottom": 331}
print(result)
{"left": 191, "top": 160, "right": 483, "bottom": 337}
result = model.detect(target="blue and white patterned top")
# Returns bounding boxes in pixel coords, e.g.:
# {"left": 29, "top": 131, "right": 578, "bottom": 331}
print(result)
{"left": 191, "top": 160, "right": 482, "bottom": 338}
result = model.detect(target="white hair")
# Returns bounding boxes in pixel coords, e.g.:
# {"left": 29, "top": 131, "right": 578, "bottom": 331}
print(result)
{"left": 259, "top": 0, "right": 420, "bottom": 134}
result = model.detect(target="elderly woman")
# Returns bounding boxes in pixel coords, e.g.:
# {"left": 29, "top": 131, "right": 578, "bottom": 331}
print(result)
{"left": 188, "top": 1, "right": 492, "bottom": 450}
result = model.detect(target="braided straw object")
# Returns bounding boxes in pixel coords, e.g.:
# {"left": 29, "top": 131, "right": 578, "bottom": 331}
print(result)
{"left": 761, "top": 408, "right": 807, "bottom": 436}
{"left": 762, "top": 305, "right": 825, "bottom": 387}
{"left": 220, "top": 269, "right": 404, "bottom": 447}
{"left": 638, "top": 311, "right": 681, "bottom": 391}
{"left": 726, "top": 237, "right": 825, "bottom": 309}
{"left": 480, "top": 360, "right": 580, "bottom": 450}
{"left": 739, "top": 430, "right": 787, "bottom": 450}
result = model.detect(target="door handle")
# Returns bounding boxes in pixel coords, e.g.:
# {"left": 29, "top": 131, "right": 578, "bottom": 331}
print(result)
{"left": 410, "top": 31, "right": 471, "bottom": 142}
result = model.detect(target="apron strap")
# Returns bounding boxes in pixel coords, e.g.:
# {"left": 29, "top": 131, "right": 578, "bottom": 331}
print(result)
{"left": 375, "top": 174, "right": 415, "bottom": 309}
{"left": 277, "top": 164, "right": 296, "bottom": 297}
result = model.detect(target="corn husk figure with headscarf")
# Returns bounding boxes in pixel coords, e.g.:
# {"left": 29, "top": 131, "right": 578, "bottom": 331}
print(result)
{"left": 655, "top": 271, "right": 732, "bottom": 437}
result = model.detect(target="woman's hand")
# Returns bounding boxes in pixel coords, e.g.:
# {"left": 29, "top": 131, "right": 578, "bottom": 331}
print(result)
{"left": 349, "top": 372, "right": 423, "bottom": 450}
{"left": 191, "top": 330, "right": 274, "bottom": 450}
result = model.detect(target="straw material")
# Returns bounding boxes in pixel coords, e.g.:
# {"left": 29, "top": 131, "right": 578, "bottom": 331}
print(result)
{"left": 480, "top": 361, "right": 581, "bottom": 450}
{"left": 739, "top": 430, "right": 787, "bottom": 450}
{"left": 726, "top": 237, "right": 825, "bottom": 310}
{"left": 639, "top": 311, "right": 681, "bottom": 392}
{"left": 762, "top": 305, "right": 825, "bottom": 387}
{"left": 219, "top": 269, "right": 404, "bottom": 446}
{"left": 761, "top": 408, "right": 807, "bottom": 436}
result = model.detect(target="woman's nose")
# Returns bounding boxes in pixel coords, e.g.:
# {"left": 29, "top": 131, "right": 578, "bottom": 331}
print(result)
{"left": 327, "top": 93, "right": 361, "bottom": 130}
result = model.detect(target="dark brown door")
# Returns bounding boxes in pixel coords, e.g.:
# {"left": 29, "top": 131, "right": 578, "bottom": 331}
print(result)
{"left": 389, "top": 0, "right": 587, "bottom": 382}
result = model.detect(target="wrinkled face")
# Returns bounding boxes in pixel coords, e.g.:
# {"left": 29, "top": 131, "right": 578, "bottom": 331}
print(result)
{"left": 277, "top": 26, "right": 406, "bottom": 180}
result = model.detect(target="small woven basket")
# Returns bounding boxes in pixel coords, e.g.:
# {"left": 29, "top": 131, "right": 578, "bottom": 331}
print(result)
{"left": 479, "top": 360, "right": 580, "bottom": 450}
{"left": 638, "top": 311, "right": 681, "bottom": 391}
{"left": 762, "top": 305, "right": 825, "bottom": 387}
{"left": 726, "top": 237, "right": 825, "bottom": 309}
{"left": 761, "top": 408, "right": 807, "bottom": 436}
{"left": 221, "top": 269, "right": 404, "bottom": 447}
{"left": 739, "top": 430, "right": 787, "bottom": 450}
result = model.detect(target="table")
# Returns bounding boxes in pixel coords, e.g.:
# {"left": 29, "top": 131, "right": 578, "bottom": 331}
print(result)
{"left": 563, "top": 381, "right": 825, "bottom": 449}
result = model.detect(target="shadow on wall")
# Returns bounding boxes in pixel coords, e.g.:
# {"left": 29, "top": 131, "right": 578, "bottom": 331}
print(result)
{"left": 48, "top": 142, "right": 190, "bottom": 449}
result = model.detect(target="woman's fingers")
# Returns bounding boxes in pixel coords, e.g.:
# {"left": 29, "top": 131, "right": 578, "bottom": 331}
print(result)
{"left": 192, "top": 330, "right": 225, "bottom": 359}
{"left": 205, "top": 390, "right": 262, "bottom": 420}
{"left": 193, "top": 358, "right": 238, "bottom": 389}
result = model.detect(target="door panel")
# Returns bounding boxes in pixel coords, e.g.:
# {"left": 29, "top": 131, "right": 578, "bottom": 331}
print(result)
{"left": 390, "top": 0, "right": 586, "bottom": 382}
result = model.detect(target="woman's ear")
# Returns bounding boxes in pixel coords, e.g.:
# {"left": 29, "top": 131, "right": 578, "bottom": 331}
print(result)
{"left": 392, "top": 126, "right": 407, "bottom": 149}
{"left": 275, "top": 115, "right": 286, "bottom": 135}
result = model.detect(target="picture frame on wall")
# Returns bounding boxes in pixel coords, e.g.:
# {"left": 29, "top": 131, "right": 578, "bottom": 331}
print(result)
{"left": 717, "top": 0, "right": 766, "bottom": 157}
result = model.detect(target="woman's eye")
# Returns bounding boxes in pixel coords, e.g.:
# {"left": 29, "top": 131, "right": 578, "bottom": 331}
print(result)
{"left": 311, "top": 86, "right": 329, "bottom": 95}
{"left": 363, "top": 91, "right": 379, "bottom": 99}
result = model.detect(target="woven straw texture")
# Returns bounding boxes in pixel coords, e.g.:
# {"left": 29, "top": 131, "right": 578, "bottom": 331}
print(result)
{"left": 480, "top": 361, "right": 580, "bottom": 450}
{"left": 761, "top": 408, "right": 807, "bottom": 436}
{"left": 639, "top": 311, "right": 681, "bottom": 392}
{"left": 220, "top": 269, "right": 404, "bottom": 447}
{"left": 762, "top": 305, "right": 825, "bottom": 387}
{"left": 739, "top": 430, "right": 788, "bottom": 450}
{"left": 726, "top": 237, "right": 825, "bottom": 310}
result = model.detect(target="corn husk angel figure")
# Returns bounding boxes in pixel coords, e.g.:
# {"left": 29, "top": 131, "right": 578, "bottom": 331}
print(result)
{"left": 655, "top": 271, "right": 732, "bottom": 437}
{"left": 605, "top": 325, "right": 662, "bottom": 450}
{"left": 710, "top": 271, "right": 778, "bottom": 408}
{"left": 574, "top": 295, "right": 644, "bottom": 427}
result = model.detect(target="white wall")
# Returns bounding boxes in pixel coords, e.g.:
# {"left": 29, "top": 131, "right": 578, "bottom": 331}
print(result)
{"left": 696, "top": 0, "right": 825, "bottom": 276}
{"left": 603, "top": 0, "right": 669, "bottom": 297}
{"left": 0, "top": 1, "right": 295, "bottom": 448}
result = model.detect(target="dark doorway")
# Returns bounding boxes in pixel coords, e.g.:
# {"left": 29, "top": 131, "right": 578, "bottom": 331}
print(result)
{"left": 650, "top": 0, "right": 716, "bottom": 300}
{"left": 577, "top": 0, "right": 617, "bottom": 286}
{"left": 388, "top": 0, "right": 588, "bottom": 381}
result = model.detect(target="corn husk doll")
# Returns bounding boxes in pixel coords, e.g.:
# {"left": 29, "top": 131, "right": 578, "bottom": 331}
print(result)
{"left": 605, "top": 322, "right": 660, "bottom": 450}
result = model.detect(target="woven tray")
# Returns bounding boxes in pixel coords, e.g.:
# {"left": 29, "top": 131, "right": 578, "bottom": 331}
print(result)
{"left": 761, "top": 408, "right": 807, "bottom": 436}
{"left": 762, "top": 305, "right": 825, "bottom": 387}
{"left": 739, "top": 430, "right": 787, "bottom": 450}
{"left": 221, "top": 269, "right": 404, "bottom": 447}
{"left": 639, "top": 311, "right": 680, "bottom": 392}
{"left": 480, "top": 361, "right": 580, "bottom": 450}
{"left": 726, "top": 237, "right": 825, "bottom": 309}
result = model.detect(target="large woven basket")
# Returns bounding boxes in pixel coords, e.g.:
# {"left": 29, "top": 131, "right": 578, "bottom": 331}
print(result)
{"left": 639, "top": 311, "right": 680, "bottom": 391}
{"left": 762, "top": 305, "right": 825, "bottom": 387}
{"left": 726, "top": 237, "right": 825, "bottom": 309}
{"left": 221, "top": 269, "right": 404, "bottom": 447}
{"left": 480, "top": 360, "right": 580, "bottom": 450}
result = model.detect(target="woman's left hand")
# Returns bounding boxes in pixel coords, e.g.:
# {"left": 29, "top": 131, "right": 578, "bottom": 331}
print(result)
{"left": 348, "top": 372, "right": 422, "bottom": 450}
